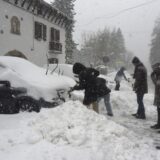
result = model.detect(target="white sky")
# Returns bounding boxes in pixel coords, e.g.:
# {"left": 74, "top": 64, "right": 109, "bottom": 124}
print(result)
{"left": 45, "top": 0, "right": 160, "bottom": 67}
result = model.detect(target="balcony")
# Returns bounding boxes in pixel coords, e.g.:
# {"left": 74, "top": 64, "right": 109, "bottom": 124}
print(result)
{"left": 49, "top": 41, "right": 62, "bottom": 53}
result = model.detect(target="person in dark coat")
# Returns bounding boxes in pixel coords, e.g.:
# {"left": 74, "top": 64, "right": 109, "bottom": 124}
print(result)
{"left": 96, "top": 77, "right": 113, "bottom": 116}
{"left": 71, "top": 63, "right": 113, "bottom": 115}
{"left": 72, "top": 63, "right": 99, "bottom": 113}
{"left": 132, "top": 57, "right": 148, "bottom": 119}
{"left": 114, "top": 67, "right": 128, "bottom": 90}
{"left": 150, "top": 63, "right": 160, "bottom": 129}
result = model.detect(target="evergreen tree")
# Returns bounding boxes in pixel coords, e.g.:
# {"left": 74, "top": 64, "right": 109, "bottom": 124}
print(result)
{"left": 150, "top": 17, "right": 160, "bottom": 65}
{"left": 80, "top": 27, "right": 127, "bottom": 68}
{"left": 52, "top": 0, "right": 76, "bottom": 64}
{"left": 116, "top": 28, "right": 126, "bottom": 53}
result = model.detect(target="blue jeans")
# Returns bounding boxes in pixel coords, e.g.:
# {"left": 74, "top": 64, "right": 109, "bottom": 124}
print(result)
{"left": 97, "top": 94, "right": 113, "bottom": 115}
{"left": 136, "top": 93, "right": 145, "bottom": 116}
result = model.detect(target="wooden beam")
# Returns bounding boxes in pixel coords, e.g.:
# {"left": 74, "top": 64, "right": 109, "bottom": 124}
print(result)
{"left": 61, "top": 17, "right": 67, "bottom": 27}
{"left": 43, "top": 6, "right": 49, "bottom": 18}
{"left": 54, "top": 13, "right": 61, "bottom": 24}
{"left": 37, "top": 3, "right": 43, "bottom": 15}
{"left": 57, "top": 14, "right": 63, "bottom": 25}
{"left": 32, "top": 0, "right": 38, "bottom": 13}
{"left": 21, "top": 0, "right": 28, "bottom": 7}
{"left": 47, "top": 9, "right": 53, "bottom": 19}
{"left": 14, "top": 0, "right": 19, "bottom": 5}
{"left": 27, "top": 0, "right": 33, "bottom": 10}
{"left": 51, "top": 9, "right": 58, "bottom": 21}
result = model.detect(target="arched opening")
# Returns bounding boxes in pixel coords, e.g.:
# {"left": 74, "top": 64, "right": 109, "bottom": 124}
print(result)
{"left": 5, "top": 50, "right": 28, "bottom": 60}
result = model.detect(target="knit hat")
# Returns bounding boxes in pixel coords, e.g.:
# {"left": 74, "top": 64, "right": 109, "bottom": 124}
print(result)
{"left": 132, "top": 56, "right": 140, "bottom": 64}
{"left": 120, "top": 66, "right": 126, "bottom": 71}
{"left": 73, "top": 63, "right": 86, "bottom": 75}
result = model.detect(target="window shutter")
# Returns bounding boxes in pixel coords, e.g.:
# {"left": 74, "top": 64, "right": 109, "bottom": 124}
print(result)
{"left": 38, "top": 24, "right": 42, "bottom": 39}
{"left": 35, "top": 22, "right": 39, "bottom": 39}
{"left": 43, "top": 24, "right": 47, "bottom": 41}
{"left": 35, "top": 21, "right": 42, "bottom": 40}
{"left": 55, "top": 30, "right": 60, "bottom": 42}
{"left": 50, "top": 27, "right": 55, "bottom": 41}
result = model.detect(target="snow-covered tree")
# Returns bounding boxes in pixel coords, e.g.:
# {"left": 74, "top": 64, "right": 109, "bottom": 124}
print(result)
{"left": 80, "top": 28, "right": 127, "bottom": 68}
{"left": 150, "top": 17, "right": 160, "bottom": 65}
{"left": 52, "top": 0, "right": 76, "bottom": 64}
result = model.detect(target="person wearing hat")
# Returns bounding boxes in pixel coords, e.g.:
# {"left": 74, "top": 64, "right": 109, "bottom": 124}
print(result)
{"left": 71, "top": 63, "right": 99, "bottom": 113}
{"left": 71, "top": 62, "right": 113, "bottom": 115}
{"left": 150, "top": 62, "right": 160, "bottom": 129}
{"left": 114, "top": 67, "right": 128, "bottom": 91}
{"left": 132, "top": 57, "right": 148, "bottom": 119}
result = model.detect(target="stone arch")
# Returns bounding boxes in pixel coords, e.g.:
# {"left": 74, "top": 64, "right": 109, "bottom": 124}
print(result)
{"left": 11, "top": 16, "right": 20, "bottom": 35}
{"left": 5, "top": 50, "right": 28, "bottom": 60}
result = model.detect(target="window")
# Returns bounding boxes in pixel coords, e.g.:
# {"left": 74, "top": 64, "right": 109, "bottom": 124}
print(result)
{"left": 50, "top": 28, "right": 60, "bottom": 42}
{"left": 48, "top": 58, "right": 58, "bottom": 64}
{"left": 11, "top": 16, "right": 20, "bottom": 35}
{"left": 34, "top": 21, "right": 47, "bottom": 41}
{"left": 49, "top": 28, "right": 62, "bottom": 52}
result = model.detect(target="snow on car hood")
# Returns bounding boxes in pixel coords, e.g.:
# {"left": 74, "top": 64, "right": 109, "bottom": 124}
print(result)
{"left": 0, "top": 56, "right": 75, "bottom": 101}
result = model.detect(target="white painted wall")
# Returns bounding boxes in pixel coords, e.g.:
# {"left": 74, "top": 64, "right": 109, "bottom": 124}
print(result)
{"left": 0, "top": 0, "right": 66, "bottom": 66}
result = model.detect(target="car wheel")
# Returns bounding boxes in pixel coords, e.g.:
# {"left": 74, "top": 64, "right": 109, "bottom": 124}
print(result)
{"left": 17, "top": 96, "right": 40, "bottom": 112}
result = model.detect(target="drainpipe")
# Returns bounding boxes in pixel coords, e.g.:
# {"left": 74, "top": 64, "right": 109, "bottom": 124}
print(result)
{"left": 31, "top": 15, "right": 34, "bottom": 51}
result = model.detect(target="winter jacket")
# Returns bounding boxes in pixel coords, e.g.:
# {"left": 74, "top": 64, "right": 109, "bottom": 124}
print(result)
{"left": 73, "top": 67, "right": 110, "bottom": 105}
{"left": 73, "top": 67, "right": 98, "bottom": 105}
{"left": 151, "top": 67, "right": 160, "bottom": 106}
{"left": 133, "top": 62, "right": 148, "bottom": 94}
{"left": 95, "top": 77, "right": 111, "bottom": 97}
{"left": 114, "top": 68, "right": 127, "bottom": 82}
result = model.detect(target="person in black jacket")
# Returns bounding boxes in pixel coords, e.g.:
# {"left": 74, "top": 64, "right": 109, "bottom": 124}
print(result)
{"left": 71, "top": 63, "right": 113, "bottom": 115}
{"left": 150, "top": 63, "right": 160, "bottom": 129}
{"left": 96, "top": 77, "right": 113, "bottom": 116}
{"left": 132, "top": 57, "right": 148, "bottom": 119}
{"left": 114, "top": 67, "right": 128, "bottom": 90}
{"left": 71, "top": 63, "right": 99, "bottom": 113}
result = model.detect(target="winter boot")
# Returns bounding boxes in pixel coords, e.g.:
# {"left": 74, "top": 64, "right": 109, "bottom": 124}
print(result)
{"left": 132, "top": 113, "right": 137, "bottom": 117}
{"left": 151, "top": 124, "right": 160, "bottom": 129}
{"left": 135, "top": 114, "right": 146, "bottom": 120}
{"left": 151, "top": 107, "right": 160, "bottom": 129}
{"left": 107, "top": 113, "right": 113, "bottom": 117}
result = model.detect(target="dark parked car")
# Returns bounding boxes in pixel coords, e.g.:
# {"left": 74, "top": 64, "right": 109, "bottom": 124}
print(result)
{"left": 0, "top": 80, "right": 40, "bottom": 114}
{"left": 0, "top": 80, "right": 66, "bottom": 114}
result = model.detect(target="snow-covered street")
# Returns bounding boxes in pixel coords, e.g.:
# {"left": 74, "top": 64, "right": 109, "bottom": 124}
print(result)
{"left": 0, "top": 58, "right": 160, "bottom": 160}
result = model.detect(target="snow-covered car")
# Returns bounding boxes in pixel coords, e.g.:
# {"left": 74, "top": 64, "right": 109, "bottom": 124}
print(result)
{"left": 0, "top": 56, "right": 75, "bottom": 113}
{"left": 0, "top": 80, "right": 40, "bottom": 113}
{"left": 44, "top": 63, "right": 75, "bottom": 80}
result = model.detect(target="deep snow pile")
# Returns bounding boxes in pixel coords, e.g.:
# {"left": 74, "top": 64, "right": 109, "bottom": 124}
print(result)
{"left": 24, "top": 100, "right": 158, "bottom": 160}
{"left": 0, "top": 65, "right": 160, "bottom": 160}
{"left": 0, "top": 100, "right": 158, "bottom": 160}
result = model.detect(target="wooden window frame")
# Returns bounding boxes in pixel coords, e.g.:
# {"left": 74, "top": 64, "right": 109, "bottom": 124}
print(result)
{"left": 34, "top": 21, "right": 47, "bottom": 41}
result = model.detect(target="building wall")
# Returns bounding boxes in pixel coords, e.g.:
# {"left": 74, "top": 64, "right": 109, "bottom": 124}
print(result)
{"left": 0, "top": 0, "right": 66, "bottom": 66}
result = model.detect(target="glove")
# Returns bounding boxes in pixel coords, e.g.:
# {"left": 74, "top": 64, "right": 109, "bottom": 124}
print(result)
{"left": 68, "top": 87, "right": 74, "bottom": 98}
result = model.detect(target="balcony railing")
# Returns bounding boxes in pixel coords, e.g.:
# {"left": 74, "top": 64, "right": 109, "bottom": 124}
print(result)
{"left": 49, "top": 41, "right": 62, "bottom": 53}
